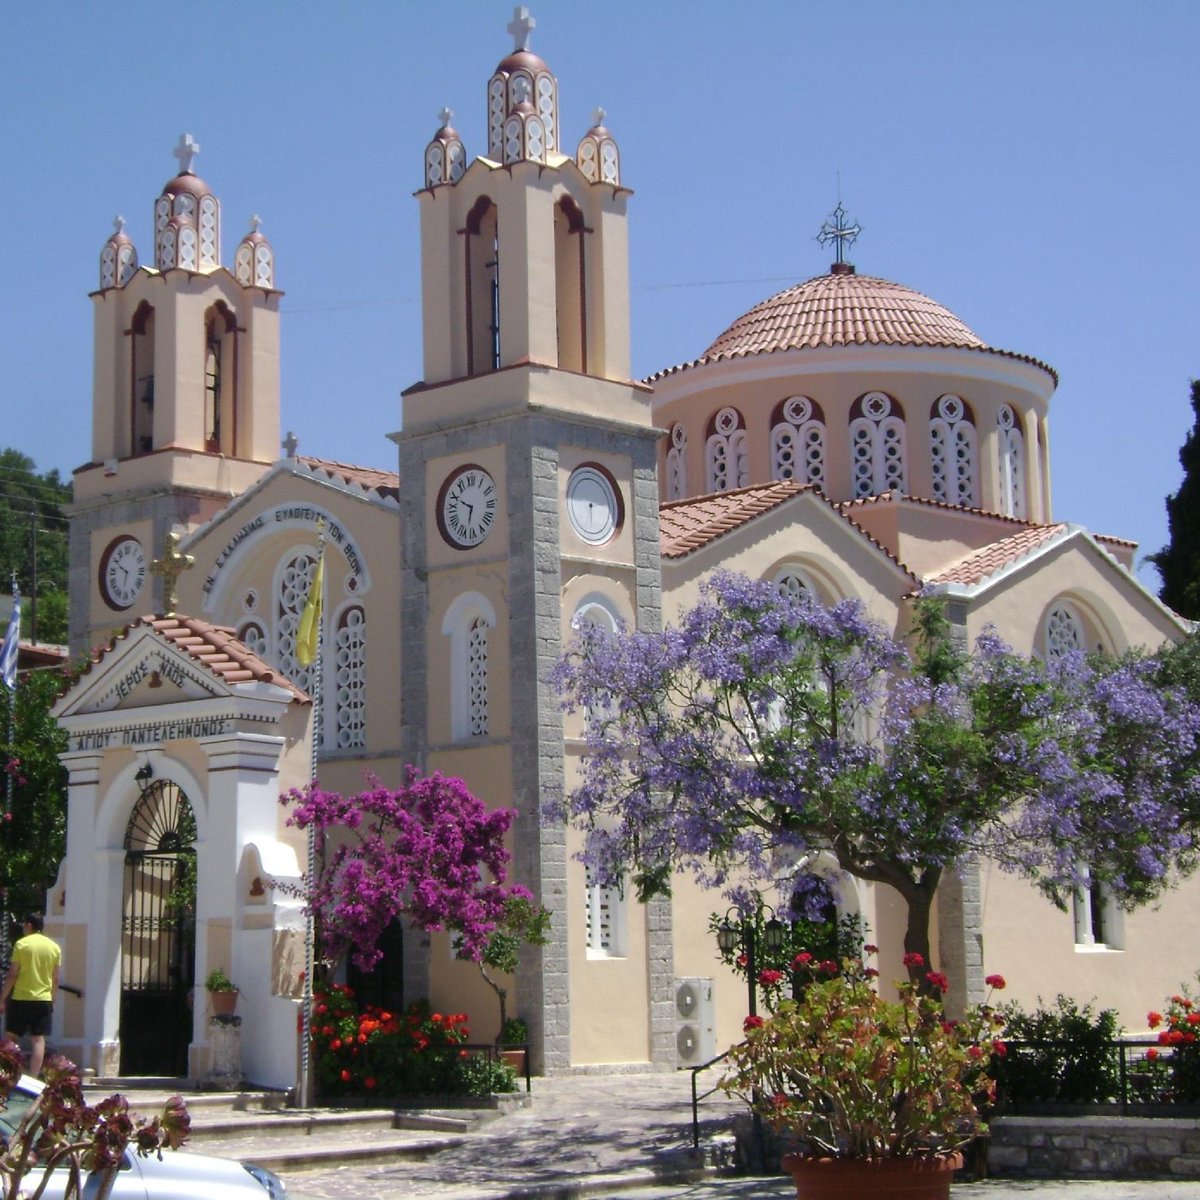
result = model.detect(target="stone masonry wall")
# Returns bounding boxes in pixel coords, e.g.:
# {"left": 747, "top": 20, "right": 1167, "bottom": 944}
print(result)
{"left": 988, "top": 1116, "right": 1200, "bottom": 1178}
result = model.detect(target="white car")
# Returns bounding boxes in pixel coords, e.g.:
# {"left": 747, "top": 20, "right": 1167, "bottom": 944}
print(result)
{"left": 0, "top": 1076, "right": 289, "bottom": 1199}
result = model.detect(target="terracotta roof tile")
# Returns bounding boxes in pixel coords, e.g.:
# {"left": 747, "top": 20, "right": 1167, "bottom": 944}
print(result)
{"left": 646, "top": 271, "right": 1056, "bottom": 384}
{"left": 297, "top": 456, "right": 400, "bottom": 503}
{"left": 660, "top": 482, "right": 811, "bottom": 558}
{"left": 837, "top": 491, "right": 1039, "bottom": 528}
{"left": 81, "top": 614, "right": 310, "bottom": 703}
{"left": 927, "top": 524, "right": 1068, "bottom": 587}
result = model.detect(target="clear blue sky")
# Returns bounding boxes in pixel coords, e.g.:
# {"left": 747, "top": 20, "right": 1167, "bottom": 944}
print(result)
{"left": 3, "top": 1, "right": 1197, "bottom": 589}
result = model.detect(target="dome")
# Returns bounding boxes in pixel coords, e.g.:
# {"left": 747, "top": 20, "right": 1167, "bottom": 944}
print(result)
{"left": 703, "top": 269, "right": 987, "bottom": 360}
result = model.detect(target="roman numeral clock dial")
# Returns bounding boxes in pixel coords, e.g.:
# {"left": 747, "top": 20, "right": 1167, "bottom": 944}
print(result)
{"left": 99, "top": 535, "right": 148, "bottom": 610}
{"left": 437, "top": 465, "right": 498, "bottom": 549}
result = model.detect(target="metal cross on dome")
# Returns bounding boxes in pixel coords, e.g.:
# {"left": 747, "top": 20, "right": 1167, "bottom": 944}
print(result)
{"left": 816, "top": 202, "right": 862, "bottom": 266}
{"left": 173, "top": 133, "right": 200, "bottom": 175}
{"left": 508, "top": 6, "right": 535, "bottom": 51}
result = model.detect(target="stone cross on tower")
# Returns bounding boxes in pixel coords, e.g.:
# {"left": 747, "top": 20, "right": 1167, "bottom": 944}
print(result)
{"left": 816, "top": 202, "right": 862, "bottom": 266}
{"left": 151, "top": 531, "right": 195, "bottom": 618}
{"left": 508, "top": 5, "right": 535, "bottom": 51}
{"left": 173, "top": 133, "right": 201, "bottom": 176}
{"left": 282, "top": 431, "right": 299, "bottom": 458}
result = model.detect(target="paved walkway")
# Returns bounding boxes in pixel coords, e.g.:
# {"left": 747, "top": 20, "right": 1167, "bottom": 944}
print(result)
{"left": 278, "top": 1071, "right": 1200, "bottom": 1200}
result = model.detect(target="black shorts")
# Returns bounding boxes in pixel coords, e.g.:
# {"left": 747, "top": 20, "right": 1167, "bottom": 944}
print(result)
{"left": 7, "top": 999, "right": 53, "bottom": 1037}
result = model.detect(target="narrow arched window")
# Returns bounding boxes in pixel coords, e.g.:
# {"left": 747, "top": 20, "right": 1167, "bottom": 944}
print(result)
{"left": 666, "top": 423, "right": 688, "bottom": 501}
{"left": 706, "top": 407, "right": 749, "bottom": 493}
{"left": 465, "top": 197, "right": 500, "bottom": 375}
{"left": 442, "top": 593, "right": 496, "bottom": 741}
{"left": 771, "top": 396, "right": 825, "bottom": 488}
{"left": 276, "top": 548, "right": 320, "bottom": 716}
{"left": 130, "top": 302, "right": 156, "bottom": 456}
{"left": 554, "top": 197, "right": 587, "bottom": 373}
{"left": 998, "top": 405, "right": 1026, "bottom": 518}
{"left": 203, "top": 302, "right": 238, "bottom": 455}
{"left": 849, "top": 392, "right": 906, "bottom": 497}
{"left": 334, "top": 604, "right": 366, "bottom": 749}
{"left": 1044, "top": 602, "right": 1084, "bottom": 661}
{"left": 929, "top": 395, "right": 977, "bottom": 507}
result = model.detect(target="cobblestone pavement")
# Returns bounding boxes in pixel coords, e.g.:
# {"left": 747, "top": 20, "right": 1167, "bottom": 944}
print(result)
{"left": 278, "top": 1071, "right": 1200, "bottom": 1200}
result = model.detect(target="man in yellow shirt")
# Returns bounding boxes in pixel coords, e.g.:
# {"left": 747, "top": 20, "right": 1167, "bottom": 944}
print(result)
{"left": 0, "top": 913, "right": 62, "bottom": 1077}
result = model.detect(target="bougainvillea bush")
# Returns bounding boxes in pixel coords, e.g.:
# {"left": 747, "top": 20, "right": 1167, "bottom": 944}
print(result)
{"left": 720, "top": 951, "right": 1007, "bottom": 1159}
{"left": 310, "top": 986, "right": 516, "bottom": 1098}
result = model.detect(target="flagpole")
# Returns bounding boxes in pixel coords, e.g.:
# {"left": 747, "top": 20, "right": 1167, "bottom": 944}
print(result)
{"left": 298, "top": 523, "right": 325, "bottom": 1109}
{"left": 1, "top": 575, "right": 20, "bottom": 974}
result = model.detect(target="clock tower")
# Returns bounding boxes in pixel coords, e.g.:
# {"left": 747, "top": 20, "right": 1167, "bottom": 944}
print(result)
{"left": 70, "top": 136, "right": 281, "bottom": 655}
{"left": 397, "top": 9, "right": 672, "bottom": 1071}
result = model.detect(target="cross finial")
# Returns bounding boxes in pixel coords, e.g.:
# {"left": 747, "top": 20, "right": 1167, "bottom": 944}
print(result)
{"left": 508, "top": 5, "right": 535, "bottom": 52}
{"left": 438, "top": 106, "right": 454, "bottom": 130}
{"left": 591, "top": 107, "right": 607, "bottom": 129}
{"left": 113, "top": 215, "right": 127, "bottom": 236}
{"left": 173, "top": 133, "right": 200, "bottom": 175}
{"left": 816, "top": 201, "right": 862, "bottom": 267}
{"left": 282, "top": 431, "right": 299, "bottom": 458}
{"left": 151, "top": 531, "right": 195, "bottom": 618}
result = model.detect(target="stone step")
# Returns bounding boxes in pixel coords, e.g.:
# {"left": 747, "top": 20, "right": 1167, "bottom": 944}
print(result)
{"left": 193, "top": 1127, "right": 468, "bottom": 1173}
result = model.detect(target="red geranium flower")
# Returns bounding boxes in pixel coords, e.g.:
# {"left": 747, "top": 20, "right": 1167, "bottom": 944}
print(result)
{"left": 758, "top": 969, "right": 784, "bottom": 986}
{"left": 925, "top": 971, "right": 949, "bottom": 994}
{"left": 792, "top": 952, "right": 813, "bottom": 967}
{"left": 993, "top": 1040, "right": 1007, "bottom": 1058}
{"left": 902, "top": 952, "right": 925, "bottom": 968}
{"left": 984, "top": 974, "right": 1006, "bottom": 990}
{"left": 743, "top": 1014, "right": 765, "bottom": 1031}
{"left": 863, "top": 944, "right": 879, "bottom": 955}
{"left": 1148, "top": 1011, "right": 1164, "bottom": 1029}
{"left": 340, "top": 1069, "right": 351, "bottom": 1082}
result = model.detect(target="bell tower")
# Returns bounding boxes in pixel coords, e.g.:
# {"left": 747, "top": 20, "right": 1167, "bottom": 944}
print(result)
{"left": 398, "top": 9, "right": 671, "bottom": 1073}
{"left": 70, "top": 135, "right": 282, "bottom": 655}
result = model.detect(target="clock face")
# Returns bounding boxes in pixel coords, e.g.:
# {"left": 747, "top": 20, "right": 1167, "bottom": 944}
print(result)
{"left": 99, "top": 535, "right": 147, "bottom": 611}
{"left": 566, "top": 466, "right": 621, "bottom": 545}
{"left": 438, "top": 465, "right": 498, "bottom": 548}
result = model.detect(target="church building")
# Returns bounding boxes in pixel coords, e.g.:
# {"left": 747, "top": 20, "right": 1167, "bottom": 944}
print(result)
{"left": 51, "top": 10, "right": 1190, "bottom": 1089}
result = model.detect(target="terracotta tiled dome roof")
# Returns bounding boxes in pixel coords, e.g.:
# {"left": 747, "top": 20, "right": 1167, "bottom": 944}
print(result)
{"left": 703, "top": 272, "right": 986, "bottom": 360}
{"left": 647, "top": 268, "right": 1056, "bottom": 384}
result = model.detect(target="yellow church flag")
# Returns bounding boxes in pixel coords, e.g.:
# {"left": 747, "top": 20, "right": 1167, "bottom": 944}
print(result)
{"left": 296, "top": 550, "right": 324, "bottom": 666}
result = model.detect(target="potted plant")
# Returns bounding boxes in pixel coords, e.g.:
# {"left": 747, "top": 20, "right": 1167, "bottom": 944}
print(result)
{"left": 498, "top": 1017, "right": 528, "bottom": 1074}
{"left": 204, "top": 967, "right": 239, "bottom": 1017}
{"left": 720, "top": 949, "right": 1007, "bottom": 1199}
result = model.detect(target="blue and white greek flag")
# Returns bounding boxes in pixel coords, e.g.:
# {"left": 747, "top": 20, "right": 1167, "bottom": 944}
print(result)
{"left": 0, "top": 596, "right": 19, "bottom": 690}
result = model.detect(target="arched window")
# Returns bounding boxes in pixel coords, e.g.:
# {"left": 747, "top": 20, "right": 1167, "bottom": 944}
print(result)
{"left": 237, "top": 620, "right": 268, "bottom": 659}
{"left": 276, "top": 549, "right": 321, "bottom": 747}
{"left": 705, "top": 407, "right": 749, "bottom": 493}
{"left": 130, "top": 302, "right": 156, "bottom": 456}
{"left": 442, "top": 593, "right": 497, "bottom": 741}
{"left": 929, "top": 395, "right": 977, "bottom": 507}
{"left": 334, "top": 604, "right": 366, "bottom": 750}
{"left": 1044, "top": 602, "right": 1084, "bottom": 660}
{"left": 1073, "top": 865, "right": 1124, "bottom": 951}
{"left": 203, "top": 303, "right": 238, "bottom": 455}
{"left": 666, "top": 424, "right": 688, "bottom": 501}
{"left": 773, "top": 565, "right": 818, "bottom": 602}
{"left": 572, "top": 598, "right": 620, "bottom": 728}
{"left": 997, "top": 405, "right": 1026, "bottom": 518}
{"left": 465, "top": 197, "right": 500, "bottom": 375}
{"left": 554, "top": 197, "right": 587, "bottom": 373}
{"left": 771, "top": 396, "right": 825, "bottom": 489}
{"left": 849, "top": 392, "right": 906, "bottom": 497}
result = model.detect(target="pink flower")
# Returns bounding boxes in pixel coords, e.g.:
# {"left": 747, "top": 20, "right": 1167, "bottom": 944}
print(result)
{"left": 902, "top": 952, "right": 925, "bottom": 968}
{"left": 792, "top": 952, "right": 813, "bottom": 967}
{"left": 993, "top": 1040, "right": 1007, "bottom": 1058}
{"left": 984, "top": 974, "right": 1006, "bottom": 990}
{"left": 925, "top": 971, "right": 949, "bottom": 994}
{"left": 817, "top": 959, "right": 839, "bottom": 975}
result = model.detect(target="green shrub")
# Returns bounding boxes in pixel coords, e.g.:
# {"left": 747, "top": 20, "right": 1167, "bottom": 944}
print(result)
{"left": 993, "top": 995, "right": 1122, "bottom": 1104}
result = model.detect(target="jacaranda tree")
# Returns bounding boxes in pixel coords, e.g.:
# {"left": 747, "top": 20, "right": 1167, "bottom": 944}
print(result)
{"left": 284, "top": 770, "right": 544, "bottom": 976}
{"left": 550, "top": 571, "right": 1200, "bottom": 983}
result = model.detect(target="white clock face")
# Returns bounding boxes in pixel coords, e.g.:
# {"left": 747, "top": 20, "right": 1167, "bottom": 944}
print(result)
{"left": 100, "top": 536, "right": 147, "bottom": 610}
{"left": 439, "top": 465, "right": 498, "bottom": 548}
{"left": 566, "top": 466, "right": 620, "bottom": 545}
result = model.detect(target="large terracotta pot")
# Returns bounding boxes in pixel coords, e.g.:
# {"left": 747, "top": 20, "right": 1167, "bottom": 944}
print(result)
{"left": 209, "top": 989, "right": 239, "bottom": 1017}
{"left": 781, "top": 1152, "right": 962, "bottom": 1200}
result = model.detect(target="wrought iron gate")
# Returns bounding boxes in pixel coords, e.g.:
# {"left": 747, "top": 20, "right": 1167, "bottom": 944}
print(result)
{"left": 119, "top": 778, "right": 196, "bottom": 1076}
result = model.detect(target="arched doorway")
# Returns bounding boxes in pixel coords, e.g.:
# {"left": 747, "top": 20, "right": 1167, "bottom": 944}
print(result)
{"left": 119, "top": 778, "right": 196, "bottom": 1075}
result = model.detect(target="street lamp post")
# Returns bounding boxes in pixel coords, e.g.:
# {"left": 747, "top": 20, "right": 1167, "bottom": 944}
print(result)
{"left": 717, "top": 905, "right": 786, "bottom": 1173}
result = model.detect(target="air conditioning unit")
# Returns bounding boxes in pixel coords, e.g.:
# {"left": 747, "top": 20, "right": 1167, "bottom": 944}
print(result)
{"left": 674, "top": 976, "right": 716, "bottom": 1067}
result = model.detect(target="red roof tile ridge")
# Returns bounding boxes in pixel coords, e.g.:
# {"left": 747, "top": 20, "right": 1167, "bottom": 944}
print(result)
{"left": 926, "top": 523, "right": 1069, "bottom": 587}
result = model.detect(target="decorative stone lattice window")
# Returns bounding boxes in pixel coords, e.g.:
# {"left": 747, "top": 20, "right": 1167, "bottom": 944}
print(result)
{"left": 774, "top": 565, "right": 817, "bottom": 602}
{"left": 997, "top": 405, "right": 1026, "bottom": 518}
{"left": 666, "top": 424, "right": 688, "bottom": 501}
{"left": 276, "top": 549, "right": 322, "bottom": 748}
{"left": 771, "top": 396, "right": 825, "bottom": 488}
{"left": 467, "top": 617, "right": 489, "bottom": 737}
{"left": 929, "top": 395, "right": 978, "bottom": 507}
{"left": 442, "top": 593, "right": 496, "bottom": 742}
{"left": 335, "top": 605, "right": 366, "bottom": 750}
{"left": 849, "top": 392, "right": 906, "bottom": 497}
{"left": 585, "top": 865, "right": 626, "bottom": 958}
{"left": 706, "top": 407, "right": 749, "bottom": 494}
{"left": 237, "top": 620, "right": 268, "bottom": 659}
{"left": 1044, "top": 603, "right": 1084, "bottom": 660}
